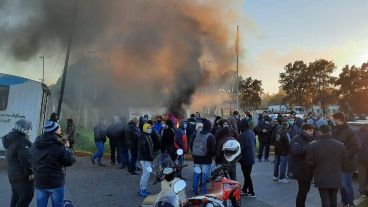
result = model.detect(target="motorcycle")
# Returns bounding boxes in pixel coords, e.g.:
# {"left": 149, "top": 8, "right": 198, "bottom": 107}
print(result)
{"left": 184, "top": 164, "right": 241, "bottom": 207}
{"left": 141, "top": 149, "right": 188, "bottom": 207}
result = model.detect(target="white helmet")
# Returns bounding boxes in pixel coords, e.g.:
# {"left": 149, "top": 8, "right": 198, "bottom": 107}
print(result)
{"left": 222, "top": 140, "right": 241, "bottom": 162}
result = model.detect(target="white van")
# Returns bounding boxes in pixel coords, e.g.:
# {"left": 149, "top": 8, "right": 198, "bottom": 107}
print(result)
{"left": 0, "top": 73, "right": 51, "bottom": 155}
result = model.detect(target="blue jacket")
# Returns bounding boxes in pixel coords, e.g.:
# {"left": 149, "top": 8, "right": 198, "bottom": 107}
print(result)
{"left": 238, "top": 129, "right": 256, "bottom": 166}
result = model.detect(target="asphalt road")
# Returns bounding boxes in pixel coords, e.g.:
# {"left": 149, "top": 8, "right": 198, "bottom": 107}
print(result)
{"left": 0, "top": 156, "right": 363, "bottom": 207}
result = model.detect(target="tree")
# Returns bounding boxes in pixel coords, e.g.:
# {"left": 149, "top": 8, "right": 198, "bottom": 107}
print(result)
{"left": 279, "top": 60, "right": 314, "bottom": 107}
{"left": 308, "top": 59, "right": 337, "bottom": 114}
{"left": 238, "top": 77, "right": 263, "bottom": 112}
{"left": 336, "top": 62, "right": 368, "bottom": 114}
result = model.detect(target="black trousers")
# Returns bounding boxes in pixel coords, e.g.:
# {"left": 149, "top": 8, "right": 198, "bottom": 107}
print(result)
{"left": 229, "top": 163, "right": 237, "bottom": 181}
{"left": 318, "top": 188, "right": 338, "bottom": 207}
{"left": 10, "top": 179, "right": 34, "bottom": 207}
{"left": 241, "top": 164, "right": 254, "bottom": 194}
{"left": 109, "top": 140, "right": 120, "bottom": 164}
{"left": 296, "top": 180, "right": 311, "bottom": 207}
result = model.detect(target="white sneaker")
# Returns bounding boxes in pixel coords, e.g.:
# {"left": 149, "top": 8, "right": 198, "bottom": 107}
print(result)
{"left": 278, "top": 178, "right": 290, "bottom": 184}
{"left": 272, "top": 176, "right": 278, "bottom": 181}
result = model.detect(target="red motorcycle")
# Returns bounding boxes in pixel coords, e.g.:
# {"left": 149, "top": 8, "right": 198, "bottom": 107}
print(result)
{"left": 185, "top": 164, "right": 241, "bottom": 207}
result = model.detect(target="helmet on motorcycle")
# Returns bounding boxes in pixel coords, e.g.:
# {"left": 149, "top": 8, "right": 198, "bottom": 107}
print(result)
{"left": 222, "top": 140, "right": 241, "bottom": 162}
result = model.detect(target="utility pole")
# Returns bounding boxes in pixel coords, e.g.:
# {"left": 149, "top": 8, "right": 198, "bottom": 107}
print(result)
{"left": 57, "top": 0, "right": 77, "bottom": 116}
{"left": 235, "top": 25, "right": 240, "bottom": 111}
{"left": 39, "top": 56, "right": 45, "bottom": 84}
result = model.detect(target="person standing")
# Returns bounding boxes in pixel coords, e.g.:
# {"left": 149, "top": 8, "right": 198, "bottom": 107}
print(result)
{"left": 255, "top": 115, "right": 272, "bottom": 162}
{"left": 31, "top": 120, "right": 76, "bottom": 207}
{"left": 191, "top": 119, "right": 216, "bottom": 195}
{"left": 228, "top": 111, "right": 240, "bottom": 133}
{"left": 138, "top": 123, "right": 155, "bottom": 197}
{"left": 66, "top": 119, "right": 76, "bottom": 149}
{"left": 238, "top": 118, "right": 256, "bottom": 197}
{"left": 126, "top": 118, "right": 140, "bottom": 175}
{"left": 289, "top": 124, "right": 315, "bottom": 207}
{"left": 91, "top": 119, "right": 107, "bottom": 166}
{"left": 358, "top": 125, "right": 368, "bottom": 198}
{"left": 215, "top": 126, "right": 237, "bottom": 181}
{"left": 106, "top": 116, "right": 121, "bottom": 166}
{"left": 273, "top": 122, "right": 290, "bottom": 184}
{"left": 306, "top": 125, "right": 345, "bottom": 207}
{"left": 332, "top": 112, "right": 361, "bottom": 207}
{"left": 161, "top": 119, "right": 176, "bottom": 160}
{"left": 2, "top": 119, "right": 34, "bottom": 207}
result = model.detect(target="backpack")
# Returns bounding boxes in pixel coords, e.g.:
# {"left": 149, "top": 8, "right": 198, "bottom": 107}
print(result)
{"left": 192, "top": 132, "right": 211, "bottom": 157}
{"left": 174, "top": 131, "right": 189, "bottom": 154}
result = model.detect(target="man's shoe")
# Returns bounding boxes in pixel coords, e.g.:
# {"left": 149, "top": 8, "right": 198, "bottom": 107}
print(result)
{"left": 247, "top": 192, "right": 256, "bottom": 198}
{"left": 129, "top": 171, "right": 138, "bottom": 176}
{"left": 272, "top": 176, "right": 278, "bottom": 181}
{"left": 278, "top": 178, "right": 290, "bottom": 184}
{"left": 362, "top": 193, "right": 367, "bottom": 198}
{"left": 138, "top": 189, "right": 148, "bottom": 197}
{"left": 264, "top": 159, "right": 270, "bottom": 162}
{"left": 240, "top": 191, "right": 248, "bottom": 197}
{"left": 143, "top": 189, "right": 150, "bottom": 195}
{"left": 90, "top": 157, "right": 95, "bottom": 165}
{"left": 96, "top": 162, "right": 105, "bottom": 166}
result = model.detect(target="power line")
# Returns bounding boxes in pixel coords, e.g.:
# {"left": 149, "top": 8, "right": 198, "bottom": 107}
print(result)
{"left": 45, "top": 45, "right": 66, "bottom": 82}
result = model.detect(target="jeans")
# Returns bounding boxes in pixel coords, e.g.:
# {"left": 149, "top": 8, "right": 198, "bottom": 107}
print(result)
{"left": 318, "top": 188, "right": 338, "bottom": 207}
{"left": 341, "top": 172, "right": 354, "bottom": 205}
{"left": 258, "top": 141, "right": 270, "bottom": 160}
{"left": 296, "top": 180, "right": 311, "bottom": 207}
{"left": 10, "top": 179, "right": 34, "bottom": 207}
{"left": 36, "top": 186, "right": 64, "bottom": 207}
{"left": 139, "top": 161, "right": 152, "bottom": 190}
{"left": 358, "top": 161, "right": 368, "bottom": 194}
{"left": 273, "top": 155, "right": 288, "bottom": 179}
{"left": 109, "top": 140, "right": 120, "bottom": 164}
{"left": 192, "top": 164, "right": 211, "bottom": 195}
{"left": 241, "top": 164, "right": 254, "bottom": 194}
{"left": 128, "top": 149, "right": 138, "bottom": 172}
{"left": 119, "top": 143, "right": 128, "bottom": 167}
{"left": 92, "top": 141, "right": 104, "bottom": 163}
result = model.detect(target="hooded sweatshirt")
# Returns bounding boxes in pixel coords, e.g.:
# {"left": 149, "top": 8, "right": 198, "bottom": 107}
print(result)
{"left": 31, "top": 132, "right": 75, "bottom": 189}
{"left": 238, "top": 119, "right": 256, "bottom": 166}
{"left": 2, "top": 130, "right": 33, "bottom": 182}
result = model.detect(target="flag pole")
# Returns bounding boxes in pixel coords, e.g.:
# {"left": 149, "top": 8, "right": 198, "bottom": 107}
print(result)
{"left": 236, "top": 25, "right": 239, "bottom": 111}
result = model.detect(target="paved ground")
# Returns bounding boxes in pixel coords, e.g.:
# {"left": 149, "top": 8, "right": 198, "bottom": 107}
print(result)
{"left": 0, "top": 156, "right": 365, "bottom": 207}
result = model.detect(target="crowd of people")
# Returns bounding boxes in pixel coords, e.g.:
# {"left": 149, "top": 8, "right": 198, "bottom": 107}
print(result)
{"left": 2, "top": 109, "right": 368, "bottom": 207}
{"left": 2, "top": 113, "right": 76, "bottom": 207}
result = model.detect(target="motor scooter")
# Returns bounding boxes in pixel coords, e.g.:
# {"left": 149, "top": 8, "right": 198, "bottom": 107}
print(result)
{"left": 141, "top": 149, "right": 188, "bottom": 207}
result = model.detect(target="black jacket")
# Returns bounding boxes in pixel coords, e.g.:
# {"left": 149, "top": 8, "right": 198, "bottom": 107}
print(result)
{"left": 288, "top": 132, "right": 314, "bottom": 182}
{"left": 2, "top": 130, "right": 33, "bottom": 182}
{"left": 138, "top": 133, "right": 154, "bottom": 161}
{"left": 306, "top": 135, "right": 345, "bottom": 188}
{"left": 274, "top": 128, "right": 290, "bottom": 156}
{"left": 255, "top": 122, "right": 273, "bottom": 143}
{"left": 333, "top": 124, "right": 361, "bottom": 172}
{"left": 125, "top": 122, "right": 140, "bottom": 150}
{"left": 94, "top": 123, "right": 107, "bottom": 143}
{"left": 215, "top": 127, "right": 236, "bottom": 164}
{"left": 160, "top": 127, "right": 176, "bottom": 158}
{"left": 238, "top": 129, "right": 256, "bottom": 166}
{"left": 106, "top": 123, "right": 125, "bottom": 144}
{"left": 31, "top": 133, "right": 75, "bottom": 189}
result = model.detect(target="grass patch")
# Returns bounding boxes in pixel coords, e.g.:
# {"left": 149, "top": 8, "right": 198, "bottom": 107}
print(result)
{"left": 75, "top": 127, "right": 110, "bottom": 153}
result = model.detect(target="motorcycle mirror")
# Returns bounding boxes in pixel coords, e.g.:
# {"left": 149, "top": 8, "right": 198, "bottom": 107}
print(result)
{"left": 173, "top": 180, "right": 186, "bottom": 194}
{"left": 176, "top": 149, "right": 183, "bottom": 156}
{"left": 147, "top": 166, "right": 153, "bottom": 173}
{"left": 194, "top": 166, "right": 202, "bottom": 174}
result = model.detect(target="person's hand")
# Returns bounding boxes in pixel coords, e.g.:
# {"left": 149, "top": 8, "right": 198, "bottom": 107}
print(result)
{"left": 28, "top": 175, "right": 34, "bottom": 181}
{"left": 64, "top": 140, "right": 70, "bottom": 148}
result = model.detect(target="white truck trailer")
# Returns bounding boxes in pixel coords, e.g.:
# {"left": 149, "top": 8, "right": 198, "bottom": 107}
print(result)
{"left": 0, "top": 73, "right": 51, "bottom": 156}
